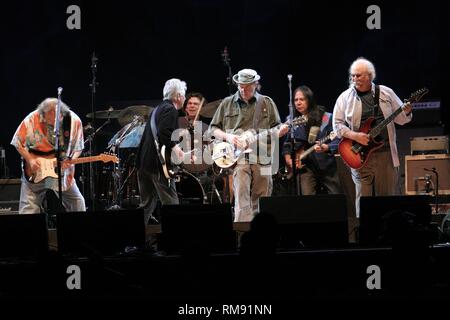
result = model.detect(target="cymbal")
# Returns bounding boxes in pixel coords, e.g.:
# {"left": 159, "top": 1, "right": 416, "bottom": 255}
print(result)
{"left": 118, "top": 105, "right": 154, "bottom": 126}
{"left": 199, "top": 99, "right": 222, "bottom": 118}
{"left": 86, "top": 109, "right": 122, "bottom": 119}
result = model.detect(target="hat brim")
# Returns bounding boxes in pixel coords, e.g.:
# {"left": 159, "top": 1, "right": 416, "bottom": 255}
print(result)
{"left": 232, "top": 74, "right": 261, "bottom": 84}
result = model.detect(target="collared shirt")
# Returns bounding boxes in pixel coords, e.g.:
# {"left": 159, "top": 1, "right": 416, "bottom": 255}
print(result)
{"left": 11, "top": 110, "right": 84, "bottom": 190}
{"left": 332, "top": 83, "right": 412, "bottom": 167}
{"left": 209, "top": 91, "right": 282, "bottom": 165}
{"left": 209, "top": 91, "right": 281, "bottom": 134}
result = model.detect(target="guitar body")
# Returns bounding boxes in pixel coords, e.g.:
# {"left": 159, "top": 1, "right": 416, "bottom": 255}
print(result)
{"left": 285, "top": 131, "right": 338, "bottom": 178}
{"left": 211, "top": 116, "right": 307, "bottom": 169}
{"left": 211, "top": 141, "right": 243, "bottom": 169}
{"left": 338, "top": 117, "right": 384, "bottom": 170}
{"left": 160, "top": 145, "right": 178, "bottom": 180}
{"left": 338, "top": 87, "right": 428, "bottom": 170}
{"left": 24, "top": 153, "right": 119, "bottom": 183}
{"left": 24, "top": 154, "right": 57, "bottom": 183}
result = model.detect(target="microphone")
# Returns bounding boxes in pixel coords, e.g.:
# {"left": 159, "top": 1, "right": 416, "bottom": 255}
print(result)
{"left": 308, "top": 126, "right": 320, "bottom": 144}
{"left": 57, "top": 87, "right": 63, "bottom": 95}
{"left": 287, "top": 74, "right": 292, "bottom": 81}
{"left": 91, "top": 52, "right": 98, "bottom": 68}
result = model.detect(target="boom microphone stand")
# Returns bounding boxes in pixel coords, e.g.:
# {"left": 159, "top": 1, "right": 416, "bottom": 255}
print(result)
{"left": 287, "top": 74, "right": 300, "bottom": 195}
{"left": 88, "top": 52, "right": 98, "bottom": 211}
{"left": 54, "top": 87, "right": 64, "bottom": 207}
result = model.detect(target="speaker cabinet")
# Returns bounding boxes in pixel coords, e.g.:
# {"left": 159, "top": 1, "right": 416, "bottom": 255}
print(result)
{"left": 159, "top": 204, "right": 236, "bottom": 254}
{"left": 56, "top": 209, "right": 145, "bottom": 256}
{"left": 405, "top": 154, "right": 450, "bottom": 195}
{"left": 0, "top": 179, "right": 20, "bottom": 214}
{"left": 359, "top": 195, "right": 431, "bottom": 246}
{"left": 259, "top": 195, "right": 349, "bottom": 248}
{"left": 0, "top": 213, "right": 48, "bottom": 258}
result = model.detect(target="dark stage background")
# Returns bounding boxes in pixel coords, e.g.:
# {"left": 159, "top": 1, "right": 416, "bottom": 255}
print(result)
{"left": 2, "top": 0, "right": 449, "bottom": 178}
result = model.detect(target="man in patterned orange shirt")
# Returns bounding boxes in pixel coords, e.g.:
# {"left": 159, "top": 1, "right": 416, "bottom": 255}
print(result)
{"left": 11, "top": 97, "right": 86, "bottom": 213}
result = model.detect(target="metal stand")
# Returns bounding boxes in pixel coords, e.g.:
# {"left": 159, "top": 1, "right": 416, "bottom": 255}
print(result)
{"left": 425, "top": 167, "right": 439, "bottom": 213}
{"left": 287, "top": 75, "right": 300, "bottom": 195}
{"left": 221, "top": 46, "right": 234, "bottom": 95}
{"left": 88, "top": 52, "right": 99, "bottom": 211}
{"left": 54, "top": 87, "right": 64, "bottom": 208}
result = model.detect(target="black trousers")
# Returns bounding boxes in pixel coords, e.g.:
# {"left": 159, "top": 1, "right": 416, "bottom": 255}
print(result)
{"left": 137, "top": 169, "right": 179, "bottom": 224}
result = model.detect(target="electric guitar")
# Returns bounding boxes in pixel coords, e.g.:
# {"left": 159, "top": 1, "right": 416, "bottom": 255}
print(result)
{"left": 339, "top": 88, "right": 428, "bottom": 170}
{"left": 211, "top": 116, "right": 307, "bottom": 169}
{"left": 286, "top": 131, "right": 337, "bottom": 178}
{"left": 160, "top": 144, "right": 203, "bottom": 180}
{"left": 24, "top": 152, "right": 119, "bottom": 183}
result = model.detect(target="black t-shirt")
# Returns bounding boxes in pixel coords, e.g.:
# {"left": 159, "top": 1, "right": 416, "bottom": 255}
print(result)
{"left": 357, "top": 90, "right": 388, "bottom": 143}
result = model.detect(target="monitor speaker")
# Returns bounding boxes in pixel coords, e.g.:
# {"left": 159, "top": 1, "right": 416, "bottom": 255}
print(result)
{"left": 259, "top": 194, "right": 349, "bottom": 249}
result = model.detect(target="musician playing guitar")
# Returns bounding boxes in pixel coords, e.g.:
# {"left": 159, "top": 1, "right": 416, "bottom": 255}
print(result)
{"left": 136, "top": 78, "right": 189, "bottom": 225}
{"left": 332, "top": 57, "right": 413, "bottom": 218}
{"left": 283, "top": 85, "right": 341, "bottom": 195}
{"left": 11, "top": 97, "right": 86, "bottom": 213}
{"left": 209, "top": 69, "right": 289, "bottom": 222}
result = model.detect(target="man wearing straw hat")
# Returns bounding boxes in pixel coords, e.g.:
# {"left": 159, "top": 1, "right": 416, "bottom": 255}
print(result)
{"left": 209, "top": 68, "right": 289, "bottom": 222}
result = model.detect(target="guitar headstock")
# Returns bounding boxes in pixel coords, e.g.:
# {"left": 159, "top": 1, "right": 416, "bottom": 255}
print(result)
{"left": 291, "top": 115, "right": 307, "bottom": 127}
{"left": 328, "top": 131, "right": 337, "bottom": 141}
{"left": 406, "top": 88, "right": 429, "bottom": 104}
{"left": 99, "top": 152, "right": 119, "bottom": 164}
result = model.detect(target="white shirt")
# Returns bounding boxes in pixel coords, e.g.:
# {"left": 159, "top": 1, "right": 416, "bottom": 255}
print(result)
{"left": 332, "top": 83, "right": 412, "bottom": 167}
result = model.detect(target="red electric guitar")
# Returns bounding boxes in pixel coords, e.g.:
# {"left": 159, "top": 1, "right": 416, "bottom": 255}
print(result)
{"left": 339, "top": 88, "right": 428, "bottom": 170}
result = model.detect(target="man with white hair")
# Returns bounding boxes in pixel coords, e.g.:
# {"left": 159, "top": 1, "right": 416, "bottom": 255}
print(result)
{"left": 136, "top": 78, "right": 187, "bottom": 224}
{"left": 333, "top": 57, "right": 413, "bottom": 218}
{"left": 209, "top": 69, "right": 289, "bottom": 222}
{"left": 11, "top": 97, "right": 86, "bottom": 213}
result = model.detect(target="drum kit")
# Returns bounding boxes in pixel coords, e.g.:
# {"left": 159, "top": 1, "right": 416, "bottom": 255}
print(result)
{"left": 86, "top": 101, "right": 227, "bottom": 209}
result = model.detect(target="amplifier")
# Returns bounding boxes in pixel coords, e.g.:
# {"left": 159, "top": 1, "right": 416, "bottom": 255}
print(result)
{"left": 0, "top": 201, "right": 19, "bottom": 214}
{"left": 405, "top": 154, "right": 450, "bottom": 195}
{"left": 410, "top": 136, "right": 449, "bottom": 155}
{"left": 0, "top": 179, "right": 21, "bottom": 201}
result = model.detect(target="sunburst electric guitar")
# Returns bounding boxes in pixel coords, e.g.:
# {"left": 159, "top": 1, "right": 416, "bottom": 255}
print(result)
{"left": 286, "top": 131, "right": 338, "bottom": 178}
{"left": 338, "top": 88, "right": 428, "bottom": 170}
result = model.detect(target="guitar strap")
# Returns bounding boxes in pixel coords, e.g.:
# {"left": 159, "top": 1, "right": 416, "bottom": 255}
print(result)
{"left": 252, "top": 93, "right": 264, "bottom": 130}
{"left": 373, "top": 84, "right": 380, "bottom": 117}
{"left": 62, "top": 114, "right": 71, "bottom": 158}
{"left": 150, "top": 106, "right": 166, "bottom": 166}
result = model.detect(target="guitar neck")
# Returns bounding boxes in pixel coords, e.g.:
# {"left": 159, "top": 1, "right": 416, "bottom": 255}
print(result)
{"left": 65, "top": 155, "right": 103, "bottom": 165}
{"left": 370, "top": 104, "right": 405, "bottom": 138}
{"left": 300, "top": 133, "right": 331, "bottom": 159}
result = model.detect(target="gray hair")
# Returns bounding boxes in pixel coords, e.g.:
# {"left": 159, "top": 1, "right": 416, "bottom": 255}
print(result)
{"left": 348, "top": 57, "right": 376, "bottom": 86}
{"left": 36, "top": 98, "right": 70, "bottom": 115}
{"left": 163, "top": 78, "right": 187, "bottom": 100}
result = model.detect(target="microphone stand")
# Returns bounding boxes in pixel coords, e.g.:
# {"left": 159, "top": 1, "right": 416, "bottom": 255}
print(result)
{"left": 221, "top": 46, "right": 233, "bottom": 96}
{"left": 220, "top": 46, "right": 233, "bottom": 203}
{"left": 54, "top": 87, "right": 64, "bottom": 208}
{"left": 424, "top": 167, "right": 439, "bottom": 213}
{"left": 287, "top": 75, "right": 299, "bottom": 195}
{"left": 88, "top": 52, "right": 98, "bottom": 211}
